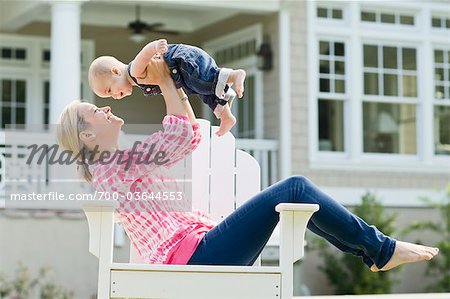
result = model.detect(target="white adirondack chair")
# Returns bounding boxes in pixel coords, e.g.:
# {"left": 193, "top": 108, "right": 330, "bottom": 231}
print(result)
{"left": 82, "top": 119, "right": 319, "bottom": 299}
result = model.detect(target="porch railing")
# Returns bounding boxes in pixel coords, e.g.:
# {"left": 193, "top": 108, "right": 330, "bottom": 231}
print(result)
{"left": 0, "top": 131, "right": 280, "bottom": 202}
{"left": 236, "top": 138, "right": 279, "bottom": 189}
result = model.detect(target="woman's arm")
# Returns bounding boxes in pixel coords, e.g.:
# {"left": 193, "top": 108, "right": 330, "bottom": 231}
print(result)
{"left": 145, "top": 57, "right": 189, "bottom": 117}
{"left": 117, "top": 57, "right": 201, "bottom": 181}
{"left": 177, "top": 88, "right": 198, "bottom": 126}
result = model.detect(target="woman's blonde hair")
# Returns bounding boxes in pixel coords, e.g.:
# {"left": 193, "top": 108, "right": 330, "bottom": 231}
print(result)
{"left": 56, "top": 100, "right": 92, "bottom": 182}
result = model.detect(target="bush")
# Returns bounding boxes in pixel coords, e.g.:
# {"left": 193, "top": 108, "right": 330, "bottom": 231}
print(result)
{"left": 308, "top": 192, "right": 397, "bottom": 294}
{"left": 402, "top": 186, "right": 450, "bottom": 292}
{"left": 0, "top": 262, "right": 73, "bottom": 299}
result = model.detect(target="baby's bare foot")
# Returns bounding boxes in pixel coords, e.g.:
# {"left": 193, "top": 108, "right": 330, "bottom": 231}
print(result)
{"left": 370, "top": 241, "right": 439, "bottom": 272}
{"left": 229, "top": 69, "right": 246, "bottom": 98}
{"left": 216, "top": 114, "right": 236, "bottom": 137}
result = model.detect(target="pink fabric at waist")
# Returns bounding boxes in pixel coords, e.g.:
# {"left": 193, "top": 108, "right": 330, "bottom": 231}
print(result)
{"left": 164, "top": 224, "right": 211, "bottom": 265}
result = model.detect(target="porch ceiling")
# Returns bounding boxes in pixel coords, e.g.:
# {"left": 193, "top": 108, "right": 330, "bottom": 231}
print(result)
{"left": 0, "top": 0, "right": 279, "bottom": 33}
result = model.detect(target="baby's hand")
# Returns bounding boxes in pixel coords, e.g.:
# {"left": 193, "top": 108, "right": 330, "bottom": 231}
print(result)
{"left": 155, "top": 39, "right": 168, "bottom": 54}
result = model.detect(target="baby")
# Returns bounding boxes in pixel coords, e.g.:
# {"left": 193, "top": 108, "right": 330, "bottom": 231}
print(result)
{"left": 88, "top": 39, "right": 246, "bottom": 136}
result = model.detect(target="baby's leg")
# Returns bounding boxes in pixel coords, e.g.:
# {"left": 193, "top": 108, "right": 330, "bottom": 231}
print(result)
{"left": 227, "top": 69, "right": 246, "bottom": 98}
{"left": 216, "top": 105, "right": 236, "bottom": 137}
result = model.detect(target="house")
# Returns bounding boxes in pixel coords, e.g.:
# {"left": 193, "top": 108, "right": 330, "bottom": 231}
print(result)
{"left": 0, "top": 0, "right": 449, "bottom": 297}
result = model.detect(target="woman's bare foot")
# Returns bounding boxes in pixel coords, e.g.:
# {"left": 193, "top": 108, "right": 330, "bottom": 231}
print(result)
{"left": 370, "top": 241, "right": 439, "bottom": 272}
{"left": 228, "top": 69, "right": 246, "bottom": 98}
{"left": 216, "top": 106, "right": 236, "bottom": 137}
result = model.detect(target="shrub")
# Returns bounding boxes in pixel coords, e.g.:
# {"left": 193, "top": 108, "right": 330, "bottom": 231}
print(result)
{"left": 402, "top": 186, "right": 450, "bottom": 292}
{"left": 0, "top": 263, "right": 73, "bottom": 299}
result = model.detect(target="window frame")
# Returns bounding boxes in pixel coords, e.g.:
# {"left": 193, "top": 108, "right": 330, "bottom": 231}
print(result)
{"left": 307, "top": 1, "right": 450, "bottom": 173}
{"left": 203, "top": 24, "right": 264, "bottom": 139}
{"left": 432, "top": 45, "right": 450, "bottom": 157}
{"left": 0, "top": 34, "right": 94, "bottom": 128}
{"left": 316, "top": 36, "right": 349, "bottom": 155}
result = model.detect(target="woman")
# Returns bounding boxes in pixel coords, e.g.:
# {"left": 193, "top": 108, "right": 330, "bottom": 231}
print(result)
{"left": 56, "top": 57, "right": 438, "bottom": 271}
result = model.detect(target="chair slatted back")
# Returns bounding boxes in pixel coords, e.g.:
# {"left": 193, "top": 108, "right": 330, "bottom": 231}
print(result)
{"left": 129, "top": 119, "right": 261, "bottom": 263}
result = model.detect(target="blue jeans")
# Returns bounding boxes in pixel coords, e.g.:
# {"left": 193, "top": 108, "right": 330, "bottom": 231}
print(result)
{"left": 164, "top": 44, "right": 223, "bottom": 112}
{"left": 187, "top": 176, "right": 396, "bottom": 269}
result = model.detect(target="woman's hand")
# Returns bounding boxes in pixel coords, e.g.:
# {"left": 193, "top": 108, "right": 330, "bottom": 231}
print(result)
{"left": 141, "top": 56, "right": 171, "bottom": 86}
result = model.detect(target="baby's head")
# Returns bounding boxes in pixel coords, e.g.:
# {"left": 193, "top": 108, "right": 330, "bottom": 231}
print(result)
{"left": 88, "top": 56, "right": 133, "bottom": 100}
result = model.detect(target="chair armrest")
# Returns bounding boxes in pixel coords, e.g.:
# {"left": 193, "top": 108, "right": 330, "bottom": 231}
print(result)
{"left": 275, "top": 203, "right": 319, "bottom": 213}
{"left": 82, "top": 200, "right": 118, "bottom": 259}
{"left": 276, "top": 203, "right": 319, "bottom": 264}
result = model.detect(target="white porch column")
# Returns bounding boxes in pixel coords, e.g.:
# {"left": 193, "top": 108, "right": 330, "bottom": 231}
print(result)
{"left": 279, "top": 2, "right": 291, "bottom": 178}
{"left": 49, "top": 1, "right": 81, "bottom": 124}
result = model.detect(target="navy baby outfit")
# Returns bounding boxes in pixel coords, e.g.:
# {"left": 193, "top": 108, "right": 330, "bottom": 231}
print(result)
{"left": 127, "top": 44, "right": 230, "bottom": 112}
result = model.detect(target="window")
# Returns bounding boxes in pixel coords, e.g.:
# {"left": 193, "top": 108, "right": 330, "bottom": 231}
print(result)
{"left": 317, "top": 7, "right": 343, "bottom": 20}
{"left": 319, "top": 41, "right": 346, "bottom": 94}
{"left": 237, "top": 76, "right": 255, "bottom": 138}
{"left": 433, "top": 48, "right": 450, "bottom": 155}
{"left": 214, "top": 40, "right": 257, "bottom": 66}
{"left": 431, "top": 15, "right": 450, "bottom": 29}
{"left": 1, "top": 79, "right": 27, "bottom": 128}
{"left": 1, "top": 47, "right": 27, "bottom": 60}
{"left": 43, "top": 81, "right": 50, "bottom": 125}
{"left": 363, "top": 45, "right": 417, "bottom": 97}
{"left": 0, "top": 35, "right": 93, "bottom": 129}
{"left": 361, "top": 10, "right": 415, "bottom": 26}
{"left": 310, "top": 2, "right": 450, "bottom": 170}
{"left": 318, "top": 40, "right": 346, "bottom": 152}
{"left": 362, "top": 44, "right": 417, "bottom": 154}
{"left": 203, "top": 24, "right": 263, "bottom": 139}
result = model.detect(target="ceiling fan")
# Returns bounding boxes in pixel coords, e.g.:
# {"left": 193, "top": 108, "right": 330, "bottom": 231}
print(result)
{"left": 128, "top": 5, "right": 179, "bottom": 41}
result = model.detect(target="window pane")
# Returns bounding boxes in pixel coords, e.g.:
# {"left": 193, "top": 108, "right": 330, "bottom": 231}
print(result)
{"left": 361, "top": 11, "right": 376, "bottom": 22}
{"left": 2, "top": 80, "right": 12, "bottom": 102}
{"left": 400, "top": 15, "right": 414, "bottom": 25}
{"left": 432, "top": 17, "right": 441, "bottom": 28}
{"left": 384, "top": 74, "right": 398, "bottom": 96}
{"left": 42, "top": 49, "right": 51, "bottom": 62}
{"left": 383, "top": 46, "right": 397, "bottom": 69}
{"left": 435, "top": 68, "right": 444, "bottom": 81}
{"left": 381, "top": 13, "right": 395, "bottom": 24}
{"left": 335, "top": 61, "right": 345, "bottom": 74}
{"left": 335, "top": 80, "right": 345, "bottom": 93}
{"left": 320, "top": 78, "right": 330, "bottom": 92}
{"left": 16, "top": 107, "right": 25, "bottom": 124}
{"left": 1, "top": 48, "right": 12, "bottom": 59}
{"left": 363, "top": 102, "right": 416, "bottom": 154}
{"left": 332, "top": 9, "right": 342, "bottom": 19}
{"left": 434, "top": 50, "right": 443, "bottom": 63}
{"left": 317, "top": 7, "right": 327, "bottom": 18}
{"left": 44, "top": 108, "right": 50, "bottom": 125}
{"left": 402, "top": 48, "right": 416, "bottom": 70}
{"left": 435, "top": 85, "right": 445, "bottom": 99}
{"left": 2, "top": 107, "right": 11, "bottom": 128}
{"left": 364, "top": 45, "right": 378, "bottom": 67}
{"left": 320, "top": 60, "right": 330, "bottom": 74}
{"left": 402, "top": 75, "right": 417, "bottom": 97}
{"left": 318, "top": 99, "right": 344, "bottom": 152}
{"left": 320, "top": 41, "right": 330, "bottom": 55}
{"left": 334, "top": 42, "right": 345, "bottom": 56}
{"left": 364, "top": 72, "right": 379, "bottom": 95}
{"left": 44, "top": 81, "right": 50, "bottom": 104}
{"left": 434, "top": 106, "right": 450, "bottom": 155}
{"left": 15, "top": 49, "right": 26, "bottom": 60}
{"left": 16, "top": 80, "right": 26, "bottom": 103}
{"left": 446, "top": 18, "right": 450, "bottom": 28}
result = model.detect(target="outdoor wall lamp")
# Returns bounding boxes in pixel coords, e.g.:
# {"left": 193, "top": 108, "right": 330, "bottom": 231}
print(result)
{"left": 256, "top": 35, "right": 273, "bottom": 71}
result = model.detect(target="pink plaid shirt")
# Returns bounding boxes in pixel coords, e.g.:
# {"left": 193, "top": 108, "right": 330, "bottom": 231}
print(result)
{"left": 90, "top": 115, "right": 216, "bottom": 264}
